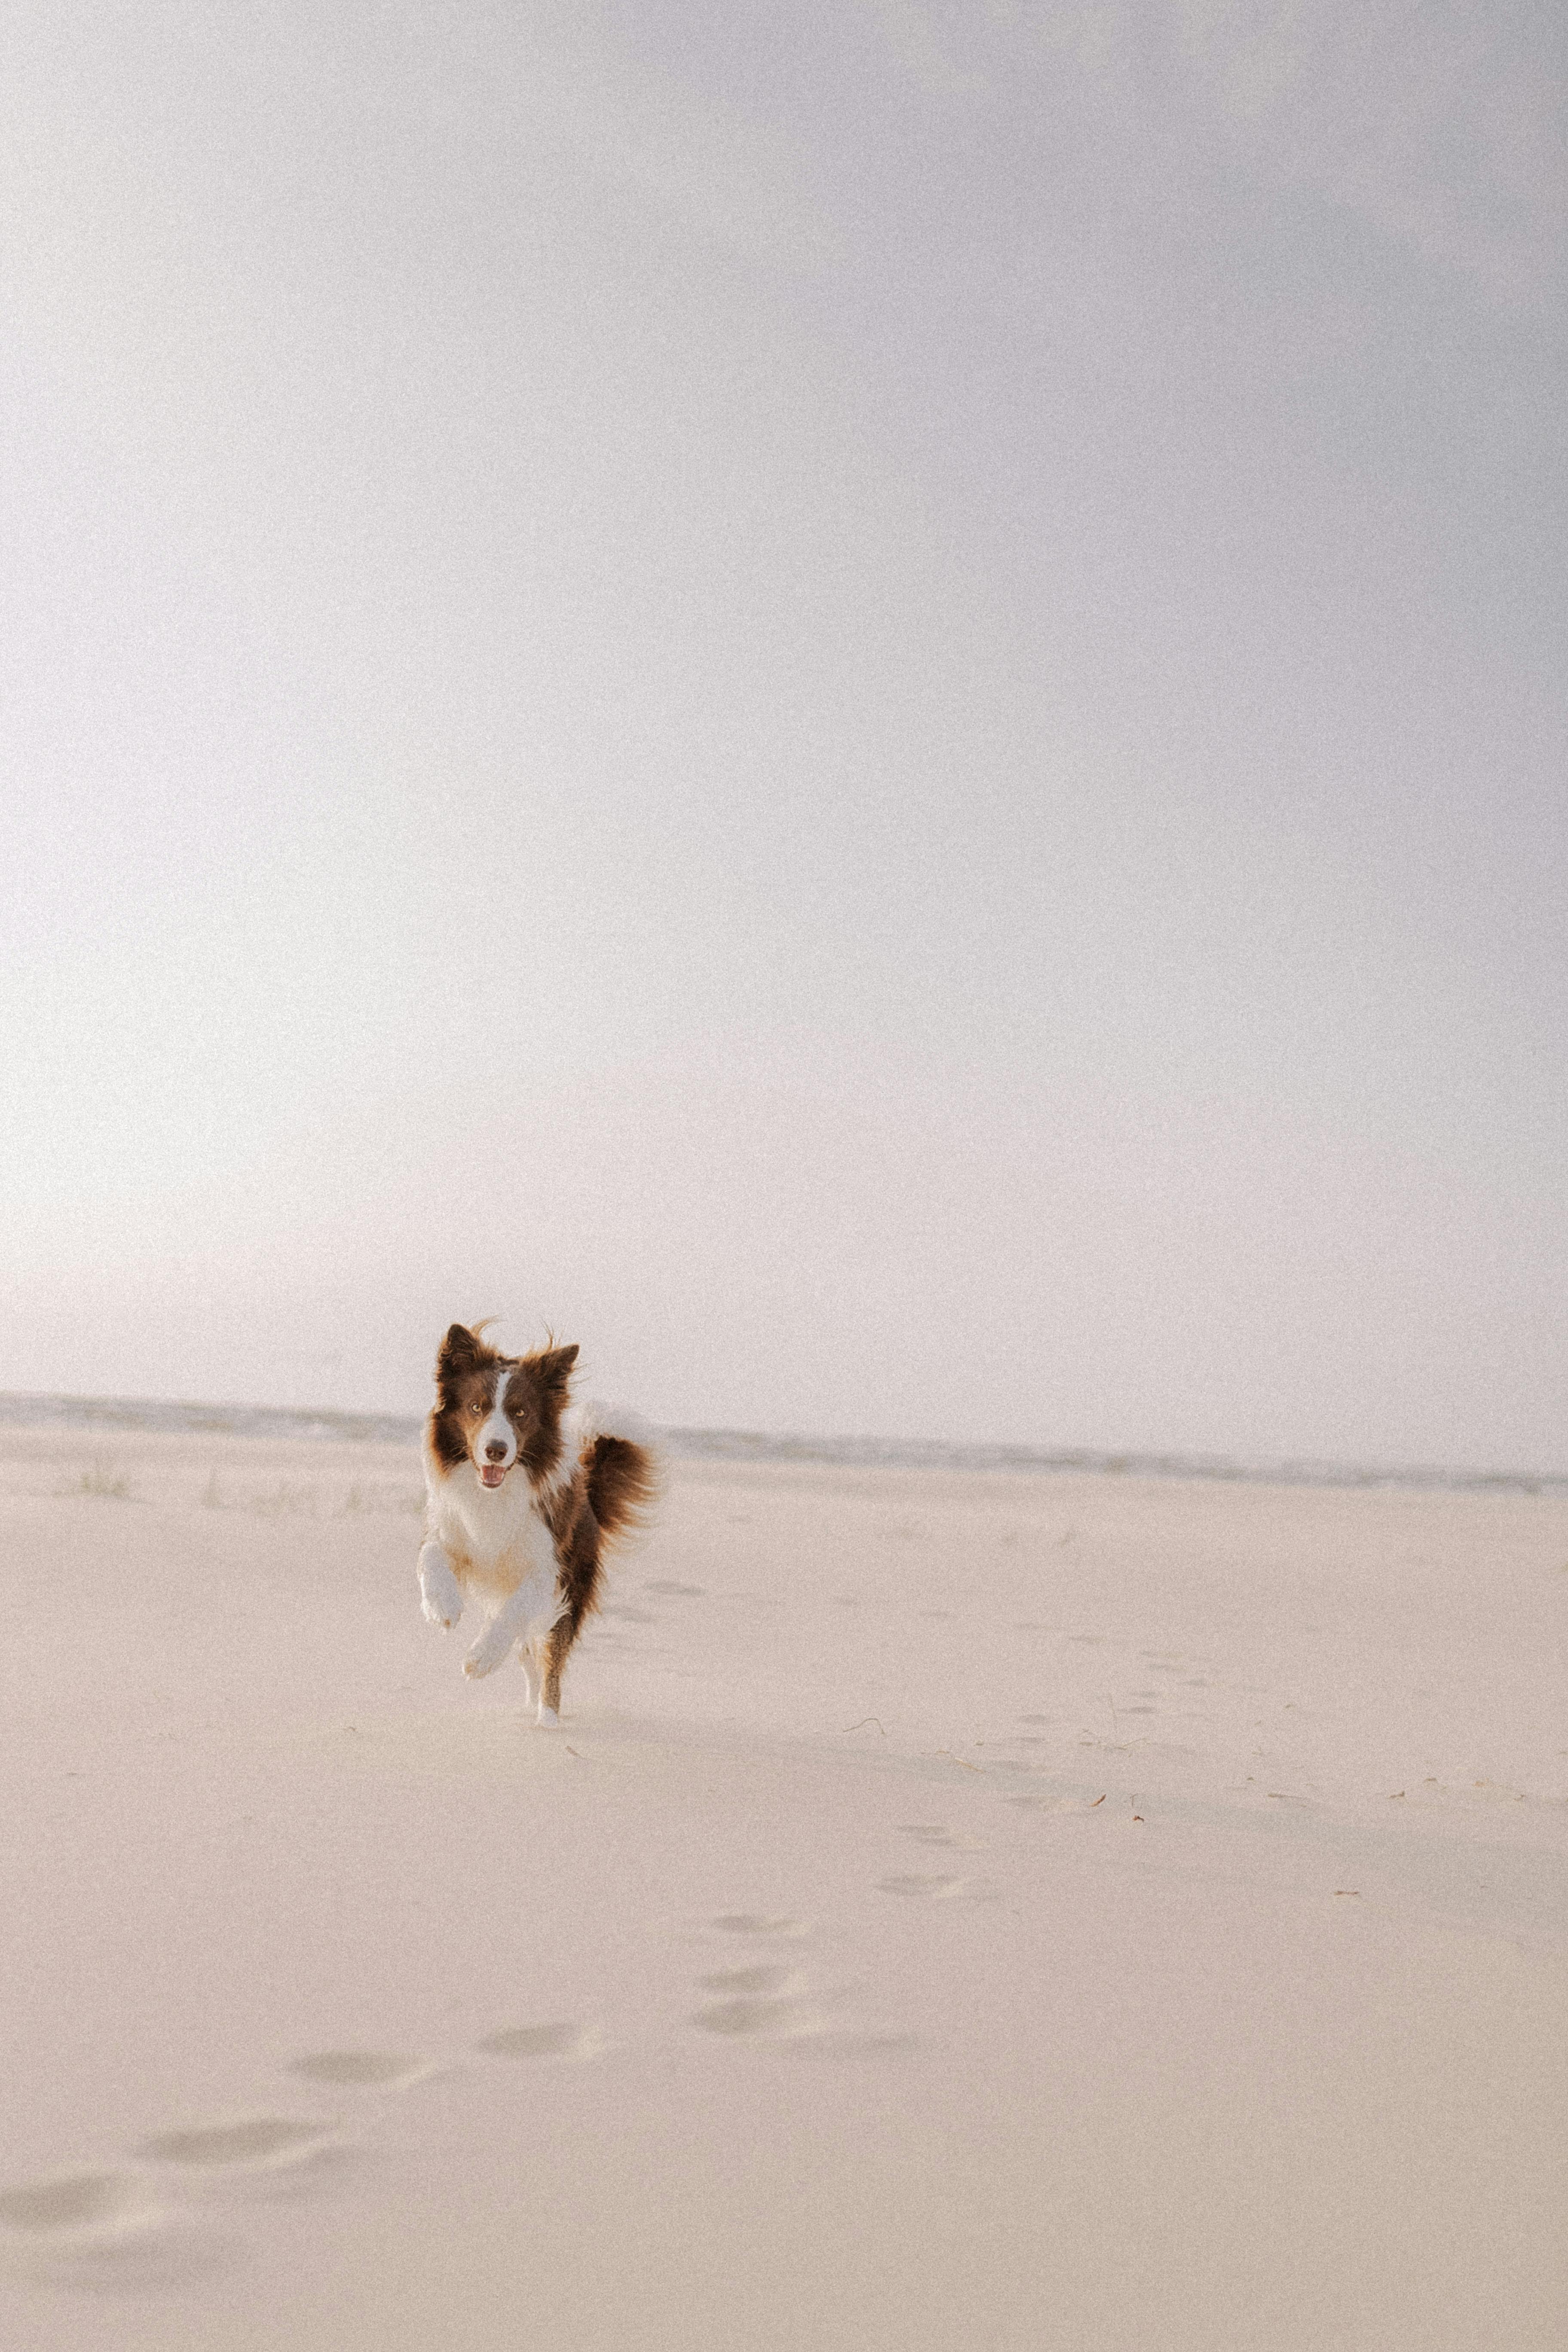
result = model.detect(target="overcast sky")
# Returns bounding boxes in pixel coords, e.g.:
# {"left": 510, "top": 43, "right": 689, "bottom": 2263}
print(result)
{"left": 1, "top": 2, "right": 1563, "bottom": 1468}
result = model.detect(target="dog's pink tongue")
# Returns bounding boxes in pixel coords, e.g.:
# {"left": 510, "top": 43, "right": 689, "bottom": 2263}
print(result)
{"left": 479, "top": 1464, "right": 507, "bottom": 1488}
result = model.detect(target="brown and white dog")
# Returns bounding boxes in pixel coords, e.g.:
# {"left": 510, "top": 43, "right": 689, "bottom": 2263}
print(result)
{"left": 417, "top": 1323, "right": 658, "bottom": 1725}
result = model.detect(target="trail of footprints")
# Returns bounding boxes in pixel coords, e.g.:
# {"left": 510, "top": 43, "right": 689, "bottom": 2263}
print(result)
{"left": 1, "top": 1849, "right": 985, "bottom": 2288}
{"left": 1, "top": 1698, "right": 1146, "bottom": 2296}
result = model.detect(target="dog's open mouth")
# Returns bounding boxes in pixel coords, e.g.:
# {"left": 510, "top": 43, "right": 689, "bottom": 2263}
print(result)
{"left": 478, "top": 1463, "right": 509, "bottom": 1488}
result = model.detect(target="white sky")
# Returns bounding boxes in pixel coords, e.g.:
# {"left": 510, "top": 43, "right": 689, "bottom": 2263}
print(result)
{"left": 1, "top": 2, "right": 1564, "bottom": 1468}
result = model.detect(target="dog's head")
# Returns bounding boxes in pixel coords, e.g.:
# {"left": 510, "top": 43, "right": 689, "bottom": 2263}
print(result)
{"left": 431, "top": 1324, "right": 579, "bottom": 1489}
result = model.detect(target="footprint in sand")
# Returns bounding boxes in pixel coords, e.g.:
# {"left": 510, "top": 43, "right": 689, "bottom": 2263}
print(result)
{"left": 897, "top": 1824, "right": 986, "bottom": 1852}
{"left": 0, "top": 2171, "right": 149, "bottom": 2236}
{"left": 710, "top": 1912, "right": 808, "bottom": 1938}
{"left": 701, "top": 1964, "right": 796, "bottom": 1994}
{"left": 877, "top": 1872, "right": 969, "bottom": 1899}
{"left": 694, "top": 1968, "right": 885, "bottom": 2047}
{"left": 643, "top": 1580, "right": 706, "bottom": 1597}
{"left": 692, "top": 1969, "right": 913, "bottom": 2057}
{"left": 694, "top": 1963, "right": 815, "bottom": 2038}
{"left": 476, "top": 2022, "right": 602, "bottom": 2060}
{"left": 783, "top": 2030, "right": 916, "bottom": 2059}
{"left": 695, "top": 1988, "right": 824, "bottom": 2037}
{"left": 0, "top": 2169, "right": 227, "bottom": 2287}
{"left": 139, "top": 2118, "right": 334, "bottom": 2172}
{"left": 289, "top": 2050, "right": 429, "bottom": 2089}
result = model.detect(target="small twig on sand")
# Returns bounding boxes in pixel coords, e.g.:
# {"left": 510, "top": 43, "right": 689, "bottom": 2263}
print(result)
{"left": 842, "top": 1717, "right": 888, "bottom": 1736}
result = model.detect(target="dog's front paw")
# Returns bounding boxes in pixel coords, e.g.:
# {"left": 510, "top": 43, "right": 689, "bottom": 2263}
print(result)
{"left": 418, "top": 1546, "right": 464, "bottom": 1630}
{"left": 463, "top": 1629, "right": 512, "bottom": 1680}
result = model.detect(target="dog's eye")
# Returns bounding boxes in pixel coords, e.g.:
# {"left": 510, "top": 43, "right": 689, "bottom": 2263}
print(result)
{"left": 468, "top": 1400, "right": 483, "bottom": 1416}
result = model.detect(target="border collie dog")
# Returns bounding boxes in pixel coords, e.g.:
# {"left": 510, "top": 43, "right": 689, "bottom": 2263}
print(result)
{"left": 417, "top": 1323, "right": 658, "bottom": 1726}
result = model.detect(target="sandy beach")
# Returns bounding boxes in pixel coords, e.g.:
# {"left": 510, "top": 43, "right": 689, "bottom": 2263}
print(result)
{"left": 3, "top": 1419, "right": 1566, "bottom": 2349}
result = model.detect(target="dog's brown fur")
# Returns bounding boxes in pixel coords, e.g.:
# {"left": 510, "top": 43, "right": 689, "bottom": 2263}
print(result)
{"left": 536, "top": 1428, "right": 661, "bottom": 1709}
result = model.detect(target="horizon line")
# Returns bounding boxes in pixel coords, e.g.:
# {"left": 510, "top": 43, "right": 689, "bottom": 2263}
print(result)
{"left": 1, "top": 1389, "right": 1564, "bottom": 1501}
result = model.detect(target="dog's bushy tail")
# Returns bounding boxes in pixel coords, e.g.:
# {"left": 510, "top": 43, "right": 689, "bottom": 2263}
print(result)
{"left": 578, "top": 1406, "right": 662, "bottom": 1545}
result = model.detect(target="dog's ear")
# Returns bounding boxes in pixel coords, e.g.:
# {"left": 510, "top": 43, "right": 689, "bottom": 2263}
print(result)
{"left": 529, "top": 1342, "right": 579, "bottom": 1396}
{"left": 437, "top": 1324, "right": 483, "bottom": 1384}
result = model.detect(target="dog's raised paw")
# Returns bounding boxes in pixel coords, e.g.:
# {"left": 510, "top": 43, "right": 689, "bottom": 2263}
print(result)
{"left": 463, "top": 1624, "right": 518, "bottom": 1679}
{"left": 417, "top": 1545, "right": 464, "bottom": 1630}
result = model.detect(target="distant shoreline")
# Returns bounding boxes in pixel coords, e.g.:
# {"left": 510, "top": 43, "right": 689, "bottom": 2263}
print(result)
{"left": 1, "top": 1389, "right": 1563, "bottom": 1499}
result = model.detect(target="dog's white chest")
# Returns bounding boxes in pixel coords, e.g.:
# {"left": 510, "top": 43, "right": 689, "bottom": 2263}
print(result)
{"left": 429, "top": 1471, "right": 555, "bottom": 1599}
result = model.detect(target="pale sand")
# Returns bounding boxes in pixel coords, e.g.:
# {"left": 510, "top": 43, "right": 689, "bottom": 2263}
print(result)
{"left": 2, "top": 1424, "right": 1566, "bottom": 2348}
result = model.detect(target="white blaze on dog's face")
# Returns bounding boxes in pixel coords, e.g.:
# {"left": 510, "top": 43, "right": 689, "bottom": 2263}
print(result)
{"left": 472, "top": 1360, "right": 518, "bottom": 1487}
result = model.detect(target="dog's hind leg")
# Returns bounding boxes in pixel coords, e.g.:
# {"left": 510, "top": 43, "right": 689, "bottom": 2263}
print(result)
{"left": 516, "top": 1641, "right": 540, "bottom": 1710}
{"left": 532, "top": 1504, "right": 607, "bottom": 1727}
{"left": 537, "top": 1617, "right": 576, "bottom": 1727}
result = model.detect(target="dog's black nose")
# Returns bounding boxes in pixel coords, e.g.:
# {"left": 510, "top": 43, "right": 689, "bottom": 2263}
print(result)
{"left": 484, "top": 1441, "right": 507, "bottom": 1462}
